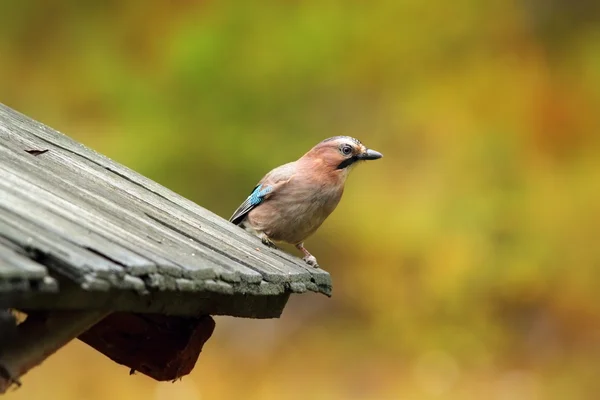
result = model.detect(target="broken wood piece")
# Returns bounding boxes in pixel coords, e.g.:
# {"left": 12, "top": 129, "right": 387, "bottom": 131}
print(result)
{"left": 79, "top": 312, "right": 215, "bottom": 381}
{"left": 0, "top": 310, "right": 108, "bottom": 393}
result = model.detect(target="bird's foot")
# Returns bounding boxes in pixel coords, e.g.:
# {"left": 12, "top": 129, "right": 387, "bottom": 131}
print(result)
{"left": 302, "top": 255, "right": 320, "bottom": 268}
{"left": 259, "top": 234, "right": 277, "bottom": 249}
{"left": 296, "top": 242, "right": 320, "bottom": 268}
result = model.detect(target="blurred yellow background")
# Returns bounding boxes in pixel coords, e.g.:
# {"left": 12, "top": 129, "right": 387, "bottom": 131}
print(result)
{"left": 2, "top": 1, "right": 600, "bottom": 399}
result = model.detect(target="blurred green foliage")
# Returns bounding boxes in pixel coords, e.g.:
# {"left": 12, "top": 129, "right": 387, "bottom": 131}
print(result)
{"left": 2, "top": 1, "right": 600, "bottom": 399}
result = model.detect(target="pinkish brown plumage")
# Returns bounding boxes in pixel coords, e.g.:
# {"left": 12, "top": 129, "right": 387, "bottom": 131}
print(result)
{"left": 230, "top": 136, "right": 382, "bottom": 268}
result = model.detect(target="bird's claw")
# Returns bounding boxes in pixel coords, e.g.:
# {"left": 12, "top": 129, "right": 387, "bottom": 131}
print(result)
{"left": 260, "top": 236, "right": 276, "bottom": 248}
{"left": 303, "top": 255, "right": 319, "bottom": 268}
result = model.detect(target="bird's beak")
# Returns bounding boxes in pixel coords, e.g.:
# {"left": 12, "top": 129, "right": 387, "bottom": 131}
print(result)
{"left": 359, "top": 148, "right": 383, "bottom": 160}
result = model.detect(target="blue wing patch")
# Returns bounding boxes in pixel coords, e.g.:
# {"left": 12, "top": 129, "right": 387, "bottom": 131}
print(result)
{"left": 229, "top": 184, "right": 273, "bottom": 225}
{"left": 249, "top": 184, "right": 273, "bottom": 206}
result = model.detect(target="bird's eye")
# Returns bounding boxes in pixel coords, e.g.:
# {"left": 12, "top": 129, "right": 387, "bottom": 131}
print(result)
{"left": 340, "top": 144, "right": 353, "bottom": 156}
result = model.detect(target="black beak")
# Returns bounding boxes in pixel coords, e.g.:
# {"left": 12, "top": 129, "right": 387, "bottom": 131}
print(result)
{"left": 359, "top": 148, "right": 383, "bottom": 160}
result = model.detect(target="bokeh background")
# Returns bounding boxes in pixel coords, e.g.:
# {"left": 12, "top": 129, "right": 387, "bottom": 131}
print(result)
{"left": 2, "top": 1, "right": 600, "bottom": 399}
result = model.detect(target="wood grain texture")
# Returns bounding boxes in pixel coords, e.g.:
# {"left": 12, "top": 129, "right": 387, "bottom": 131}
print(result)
{"left": 0, "top": 102, "right": 332, "bottom": 319}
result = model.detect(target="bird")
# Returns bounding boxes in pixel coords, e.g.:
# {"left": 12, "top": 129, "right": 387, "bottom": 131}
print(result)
{"left": 229, "top": 136, "right": 382, "bottom": 268}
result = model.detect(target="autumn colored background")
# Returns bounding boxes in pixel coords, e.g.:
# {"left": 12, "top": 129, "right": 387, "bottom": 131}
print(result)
{"left": 2, "top": 1, "right": 600, "bottom": 399}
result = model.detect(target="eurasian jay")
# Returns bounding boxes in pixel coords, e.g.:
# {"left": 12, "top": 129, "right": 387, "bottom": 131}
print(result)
{"left": 230, "top": 136, "right": 382, "bottom": 268}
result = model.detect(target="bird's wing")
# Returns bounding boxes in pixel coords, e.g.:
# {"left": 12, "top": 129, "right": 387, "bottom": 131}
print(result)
{"left": 229, "top": 162, "right": 296, "bottom": 225}
{"left": 229, "top": 184, "right": 272, "bottom": 225}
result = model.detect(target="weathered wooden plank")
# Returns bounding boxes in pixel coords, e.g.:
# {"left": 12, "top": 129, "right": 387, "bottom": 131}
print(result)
{"left": 0, "top": 178, "right": 305, "bottom": 299}
{"left": 0, "top": 103, "right": 332, "bottom": 309}
{"left": 0, "top": 188, "right": 237, "bottom": 297}
{"left": 0, "top": 107, "right": 324, "bottom": 272}
{"left": 0, "top": 243, "right": 48, "bottom": 280}
{"left": 0, "top": 161, "right": 296, "bottom": 298}
{"left": 5, "top": 285, "right": 292, "bottom": 318}
{"left": 1, "top": 123, "right": 331, "bottom": 293}
{"left": 0, "top": 157, "right": 216, "bottom": 280}
{"left": 0, "top": 183, "right": 157, "bottom": 276}
{"left": 0, "top": 131, "right": 303, "bottom": 285}
{"left": 0, "top": 242, "right": 58, "bottom": 294}
{"left": 0, "top": 137, "right": 266, "bottom": 283}
{"left": 0, "top": 210, "right": 116, "bottom": 291}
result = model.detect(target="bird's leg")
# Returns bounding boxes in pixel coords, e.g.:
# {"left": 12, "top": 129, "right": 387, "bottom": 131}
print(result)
{"left": 295, "top": 243, "right": 319, "bottom": 268}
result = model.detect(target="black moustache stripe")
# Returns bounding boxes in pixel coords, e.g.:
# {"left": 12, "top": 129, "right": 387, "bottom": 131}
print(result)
{"left": 337, "top": 156, "right": 358, "bottom": 169}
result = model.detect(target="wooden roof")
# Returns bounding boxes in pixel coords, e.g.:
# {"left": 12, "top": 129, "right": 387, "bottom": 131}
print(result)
{"left": 0, "top": 102, "right": 332, "bottom": 319}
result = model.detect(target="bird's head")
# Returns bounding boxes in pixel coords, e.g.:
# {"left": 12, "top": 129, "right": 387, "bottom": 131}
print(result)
{"left": 303, "top": 136, "right": 383, "bottom": 174}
